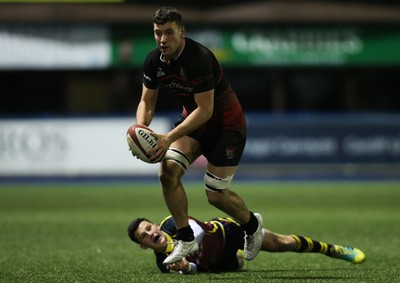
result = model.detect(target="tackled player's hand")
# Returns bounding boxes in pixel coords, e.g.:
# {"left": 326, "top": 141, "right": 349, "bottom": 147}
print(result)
{"left": 166, "top": 258, "right": 189, "bottom": 273}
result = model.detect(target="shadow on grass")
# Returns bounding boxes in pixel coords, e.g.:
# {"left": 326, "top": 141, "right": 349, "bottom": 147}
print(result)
{"left": 201, "top": 268, "right": 362, "bottom": 281}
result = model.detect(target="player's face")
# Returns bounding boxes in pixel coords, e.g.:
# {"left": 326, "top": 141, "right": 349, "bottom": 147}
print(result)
{"left": 153, "top": 21, "right": 185, "bottom": 60}
{"left": 135, "top": 220, "right": 168, "bottom": 253}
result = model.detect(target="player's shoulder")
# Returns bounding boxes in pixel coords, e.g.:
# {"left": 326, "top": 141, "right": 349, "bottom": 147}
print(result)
{"left": 144, "top": 46, "right": 161, "bottom": 64}
{"left": 185, "top": 38, "right": 213, "bottom": 58}
{"left": 160, "top": 215, "right": 177, "bottom": 234}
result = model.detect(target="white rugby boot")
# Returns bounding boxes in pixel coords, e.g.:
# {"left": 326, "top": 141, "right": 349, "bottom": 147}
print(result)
{"left": 163, "top": 239, "right": 199, "bottom": 265}
{"left": 244, "top": 213, "right": 263, "bottom": 261}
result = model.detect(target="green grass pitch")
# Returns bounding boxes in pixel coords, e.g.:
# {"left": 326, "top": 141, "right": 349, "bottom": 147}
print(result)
{"left": 0, "top": 181, "right": 399, "bottom": 283}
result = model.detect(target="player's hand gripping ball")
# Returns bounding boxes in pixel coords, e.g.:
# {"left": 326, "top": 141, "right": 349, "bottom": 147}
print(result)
{"left": 126, "top": 124, "right": 157, "bottom": 163}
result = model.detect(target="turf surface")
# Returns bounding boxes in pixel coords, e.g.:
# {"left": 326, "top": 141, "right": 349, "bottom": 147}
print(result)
{"left": 0, "top": 181, "right": 399, "bottom": 282}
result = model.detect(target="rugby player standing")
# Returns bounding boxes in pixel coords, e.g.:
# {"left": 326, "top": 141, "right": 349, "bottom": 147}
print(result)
{"left": 134, "top": 7, "right": 263, "bottom": 265}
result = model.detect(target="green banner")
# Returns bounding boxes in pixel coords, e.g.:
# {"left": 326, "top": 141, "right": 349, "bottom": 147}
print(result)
{"left": 111, "top": 26, "right": 400, "bottom": 67}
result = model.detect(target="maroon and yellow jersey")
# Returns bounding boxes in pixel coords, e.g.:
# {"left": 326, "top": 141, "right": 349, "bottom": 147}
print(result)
{"left": 142, "top": 38, "right": 246, "bottom": 136}
{"left": 155, "top": 216, "right": 245, "bottom": 273}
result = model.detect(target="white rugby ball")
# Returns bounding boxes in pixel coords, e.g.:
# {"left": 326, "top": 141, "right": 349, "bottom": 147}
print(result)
{"left": 126, "top": 124, "right": 157, "bottom": 163}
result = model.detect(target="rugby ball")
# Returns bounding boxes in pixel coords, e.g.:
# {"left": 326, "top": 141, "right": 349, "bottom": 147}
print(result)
{"left": 126, "top": 124, "right": 157, "bottom": 163}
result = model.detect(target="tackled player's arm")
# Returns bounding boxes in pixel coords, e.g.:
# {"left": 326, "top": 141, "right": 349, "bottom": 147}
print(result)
{"left": 136, "top": 84, "right": 159, "bottom": 127}
{"left": 167, "top": 258, "right": 198, "bottom": 275}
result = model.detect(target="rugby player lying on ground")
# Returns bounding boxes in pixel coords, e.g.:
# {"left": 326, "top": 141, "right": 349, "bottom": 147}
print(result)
{"left": 127, "top": 214, "right": 366, "bottom": 274}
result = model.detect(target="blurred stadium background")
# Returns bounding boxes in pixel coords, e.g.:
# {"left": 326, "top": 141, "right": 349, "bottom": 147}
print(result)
{"left": 1, "top": 0, "right": 400, "bottom": 181}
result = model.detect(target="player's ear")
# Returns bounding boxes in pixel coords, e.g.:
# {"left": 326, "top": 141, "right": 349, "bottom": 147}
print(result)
{"left": 180, "top": 26, "right": 186, "bottom": 37}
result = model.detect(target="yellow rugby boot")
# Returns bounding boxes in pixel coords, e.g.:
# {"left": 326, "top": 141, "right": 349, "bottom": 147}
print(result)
{"left": 331, "top": 245, "right": 366, "bottom": 264}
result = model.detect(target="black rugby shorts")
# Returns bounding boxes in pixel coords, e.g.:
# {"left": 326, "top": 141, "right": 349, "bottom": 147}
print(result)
{"left": 194, "top": 131, "right": 246, "bottom": 167}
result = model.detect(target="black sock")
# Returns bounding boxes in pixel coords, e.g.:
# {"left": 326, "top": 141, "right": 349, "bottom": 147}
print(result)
{"left": 292, "top": 235, "right": 335, "bottom": 256}
{"left": 176, "top": 225, "right": 195, "bottom": 241}
{"left": 241, "top": 211, "right": 258, "bottom": 235}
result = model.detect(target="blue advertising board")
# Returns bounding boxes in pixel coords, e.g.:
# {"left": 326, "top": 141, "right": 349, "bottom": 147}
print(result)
{"left": 243, "top": 113, "right": 400, "bottom": 164}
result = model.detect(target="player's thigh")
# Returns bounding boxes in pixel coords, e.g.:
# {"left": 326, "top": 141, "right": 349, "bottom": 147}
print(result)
{"left": 170, "top": 135, "right": 202, "bottom": 165}
{"left": 204, "top": 131, "right": 245, "bottom": 168}
{"left": 204, "top": 131, "right": 245, "bottom": 178}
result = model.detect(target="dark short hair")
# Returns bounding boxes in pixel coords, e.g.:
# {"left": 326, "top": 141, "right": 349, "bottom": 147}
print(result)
{"left": 127, "top": 217, "right": 151, "bottom": 244}
{"left": 153, "top": 7, "right": 183, "bottom": 27}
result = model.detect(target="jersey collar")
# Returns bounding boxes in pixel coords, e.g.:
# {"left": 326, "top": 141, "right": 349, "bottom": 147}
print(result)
{"left": 162, "top": 231, "right": 175, "bottom": 254}
{"left": 159, "top": 40, "right": 186, "bottom": 64}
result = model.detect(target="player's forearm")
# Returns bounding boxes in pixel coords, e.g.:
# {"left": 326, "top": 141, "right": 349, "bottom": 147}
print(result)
{"left": 179, "top": 262, "right": 197, "bottom": 275}
{"left": 166, "top": 107, "right": 211, "bottom": 142}
{"left": 166, "top": 259, "right": 198, "bottom": 275}
{"left": 136, "top": 102, "right": 154, "bottom": 126}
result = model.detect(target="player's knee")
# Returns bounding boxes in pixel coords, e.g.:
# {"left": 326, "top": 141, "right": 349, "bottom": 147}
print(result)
{"left": 204, "top": 171, "right": 233, "bottom": 192}
{"left": 163, "top": 148, "right": 190, "bottom": 172}
{"left": 236, "top": 250, "right": 245, "bottom": 269}
{"left": 204, "top": 171, "right": 233, "bottom": 206}
{"left": 158, "top": 169, "right": 175, "bottom": 187}
{"left": 268, "top": 234, "right": 292, "bottom": 252}
{"left": 159, "top": 148, "right": 190, "bottom": 186}
{"left": 206, "top": 190, "right": 223, "bottom": 208}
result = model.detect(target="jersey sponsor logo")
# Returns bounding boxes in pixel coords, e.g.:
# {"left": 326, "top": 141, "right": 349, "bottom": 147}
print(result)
{"left": 166, "top": 80, "right": 194, "bottom": 93}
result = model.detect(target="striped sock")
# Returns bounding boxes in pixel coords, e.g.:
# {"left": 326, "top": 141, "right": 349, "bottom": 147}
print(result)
{"left": 292, "top": 235, "right": 335, "bottom": 256}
